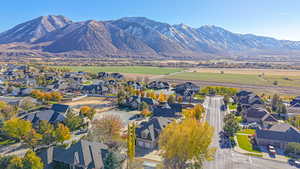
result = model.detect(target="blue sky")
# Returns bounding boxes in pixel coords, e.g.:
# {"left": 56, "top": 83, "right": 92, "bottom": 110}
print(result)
{"left": 1, "top": 0, "right": 299, "bottom": 40}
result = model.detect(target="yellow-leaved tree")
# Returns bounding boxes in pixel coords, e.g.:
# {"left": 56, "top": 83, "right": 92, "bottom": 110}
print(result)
{"left": 55, "top": 123, "right": 71, "bottom": 144}
{"left": 159, "top": 119, "right": 216, "bottom": 169}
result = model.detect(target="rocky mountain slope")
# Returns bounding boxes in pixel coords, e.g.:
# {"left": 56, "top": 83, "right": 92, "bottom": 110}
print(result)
{"left": 0, "top": 15, "right": 300, "bottom": 59}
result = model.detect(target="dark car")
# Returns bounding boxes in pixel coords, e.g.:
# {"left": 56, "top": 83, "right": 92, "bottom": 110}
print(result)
{"left": 289, "top": 159, "right": 300, "bottom": 168}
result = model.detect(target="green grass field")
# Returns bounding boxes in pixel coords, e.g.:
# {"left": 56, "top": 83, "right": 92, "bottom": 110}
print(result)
{"left": 236, "top": 134, "right": 261, "bottom": 153}
{"left": 54, "top": 66, "right": 184, "bottom": 75}
{"left": 167, "top": 72, "right": 300, "bottom": 87}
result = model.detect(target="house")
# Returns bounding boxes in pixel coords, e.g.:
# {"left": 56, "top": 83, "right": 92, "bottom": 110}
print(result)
{"left": 38, "top": 140, "right": 110, "bottom": 169}
{"left": 51, "top": 104, "right": 71, "bottom": 114}
{"left": 255, "top": 123, "right": 300, "bottom": 149}
{"left": 125, "top": 96, "right": 158, "bottom": 110}
{"left": 80, "top": 84, "right": 109, "bottom": 95}
{"left": 23, "top": 110, "right": 65, "bottom": 126}
{"left": 173, "top": 82, "right": 199, "bottom": 101}
{"left": 147, "top": 81, "right": 170, "bottom": 90}
{"left": 136, "top": 117, "right": 173, "bottom": 149}
{"left": 98, "top": 72, "right": 110, "bottom": 79}
{"left": 290, "top": 96, "right": 300, "bottom": 106}
{"left": 242, "top": 107, "right": 277, "bottom": 127}
{"left": 127, "top": 81, "right": 142, "bottom": 90}
{"left": 110, "top": 73, "right": 124, "bottom": 80}
{"left": 287, "top": 103, "right": 300, "bottom": 118}
{"left": 152, "top": 103, "right": 183, "bottom": 118}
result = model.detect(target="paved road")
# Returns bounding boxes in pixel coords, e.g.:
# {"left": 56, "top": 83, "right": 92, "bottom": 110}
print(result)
{"left": 204, "top": 96, "right": 294, "bottom": 169}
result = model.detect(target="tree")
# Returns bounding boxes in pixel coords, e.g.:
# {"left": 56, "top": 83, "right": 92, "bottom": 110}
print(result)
{"left": 271, "top": 94, "right": 280, "bottom": 112}
{"left": 141, "top": 108, "right": 152, "bottom": 117}
{"left": 104, "top": 151, "right": 121, "bottom": 169}
{"left": 223, "top": 114, "right": 240, "bottom": 137}
{"left": 0, "top": 104, "right": 16, "bottom": 120}
{"left": 89, "top": 115, "right": 123, "bottom": 144}
{"left": 223, "top": 95, "right": 230, "bottom": 105}
{"left": 55, "top": 123, "right": 71, "bottom": 144}
{"left": 23, "top": 129, "right": 42, "bottom": 150}
{"left": 194, "top": 104, "right": 205, "bottom": 120}
{"left": 117, "top": 90, "right": 126, "bottom": 106}
{"left": 158, "top": 93, "right": 167, "bottom": 102}
{"left": 2, "top": 118, "right": 32, "bottom": 141}
{"left": 167, "top": 95, "right": 176, "bottom": 105}
{"left": 159, "top": 119, "right": 215, "bottom": 169}
{"left": 37, "top": 121, "right": 56, "bottom": 145}
{"left": 7, "top": 156, "right": 23, "bottom": 169}
{"left": 127, "top": 123, "right": 136, "bottom": 162}
{"left": 80, "top": 106, "right": 96, "bottom": 121}
{"left": 22, "top": 150, "right": 44, "bottom": 169}
{"left": 64, "top": 111, "right": 84, "bottom": 131}
{"left": 288, "top": 115, "right": 300, "bottom": 129}
{"left": 285, "top": 142, "right": 300, "bottom": 155}
{"left": 182, "top": 104, "right": 205, "bottom": 120}
{"left": 277, "top": 103, "right": 287, "bottom": 114}
{"left": 50, "top": 91, "right": 63, "bottom": 101}
{"left": 177, "top": 96, "right": 183, "bottom": 104}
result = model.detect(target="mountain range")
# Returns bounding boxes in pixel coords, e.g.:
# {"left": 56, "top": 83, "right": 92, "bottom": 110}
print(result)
{"left": 0, "top": 15, "right": 300, "bottom": 60}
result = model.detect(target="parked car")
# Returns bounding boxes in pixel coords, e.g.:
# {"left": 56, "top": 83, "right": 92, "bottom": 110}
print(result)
{"left": 268, "top": 145, "right": 276, "bottom": 155}
{"left": 288, "top": 159, "right": 300, "bottom": 167}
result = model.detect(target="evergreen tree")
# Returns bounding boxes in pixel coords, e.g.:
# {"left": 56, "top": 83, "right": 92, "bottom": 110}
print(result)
{"left": 104, "top": 151, "right": 120, "bottom": 169}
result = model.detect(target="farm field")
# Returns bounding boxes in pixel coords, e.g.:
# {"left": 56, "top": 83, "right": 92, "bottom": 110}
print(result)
{"left": 167, "top": 71, "right": 300, "bottom": 88}
{"left": 54, "top": 66, "right": 185, "bottom": 75}
{"left": 190, "top": 68, "right": 300, "bottom": 76}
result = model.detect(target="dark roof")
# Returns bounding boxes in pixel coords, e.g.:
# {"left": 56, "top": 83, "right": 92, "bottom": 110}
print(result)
{"left": 261, "top": 114, "right": 278, "bottom": 123}
{"left": 127, "top": 81, "right": 142, "bottom": 89}
{"left": 236, "top": 90, "right": 253, "bottom": 97}
{"left": 127, "top": 96, "right": 158, "bottom": 107}
{"left": 39, "top": 140, "right": 108, "bottom": 169}
{"left": 288, "top": 103, "right": 300, "bottom": 114}
{"left": 291, "top": 97, "right": 300, "bottom": 106}
{"left": 174, "top": 82, "right": 199, "bottom": 96}
{"left": 152, "top": 103, "right": 182, "bottom": 118}
{"left": 136, "top": 117, "right": 173, "bottom": 141}
{"left": 147, "top": 81, "right": 170, "bottom": 90}
{"left": 51, "top": 104, "right": 70, "bottom": 114}
{"left": 245, "top": 107, "right": 268, "bottom": 119}
{"left": 23, "top": 110, "right": 65, "bottom": 124}
{"left": 256, "top": 123, "right": 300, "bottom": 143}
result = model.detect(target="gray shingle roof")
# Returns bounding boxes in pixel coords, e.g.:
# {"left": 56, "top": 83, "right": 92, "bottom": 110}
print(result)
{"left": 256, "top": 123, "right": 300, "bottom": 143}
{"left": 136, "top": 117, "right": 173, "bottom": 141}
{"left": 39, "top": 140, "right": 108, "bottom": 169}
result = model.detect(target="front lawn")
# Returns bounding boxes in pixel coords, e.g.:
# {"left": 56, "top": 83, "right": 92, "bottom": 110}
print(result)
{"left": 236, "top": 134, "right": 261, "bottom": 153}
{"left": 237, "top": 129, "right": 256, "bottom": 135}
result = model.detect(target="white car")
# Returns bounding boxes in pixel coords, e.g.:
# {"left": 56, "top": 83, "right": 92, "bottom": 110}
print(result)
{"left": 268, "top": 145, "right": 276, "bottom": 155}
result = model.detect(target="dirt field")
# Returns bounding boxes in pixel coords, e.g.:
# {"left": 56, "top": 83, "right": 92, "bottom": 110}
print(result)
{"left": 189, "top": 68, "right": 300, "bottom": 76}
{"left": 63, "top": 97, "right": 115, "bottom": 112}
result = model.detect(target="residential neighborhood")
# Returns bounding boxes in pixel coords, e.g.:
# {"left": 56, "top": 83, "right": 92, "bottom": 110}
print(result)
{"left": 0, "top": 64, "right": 299, "bottom": 169}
